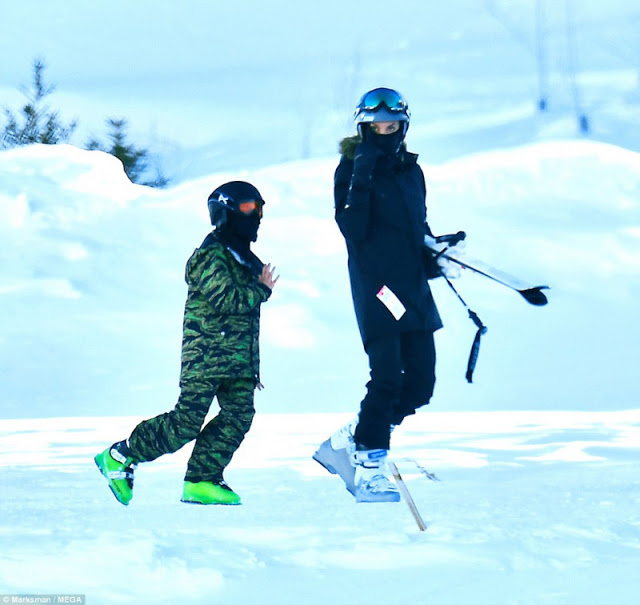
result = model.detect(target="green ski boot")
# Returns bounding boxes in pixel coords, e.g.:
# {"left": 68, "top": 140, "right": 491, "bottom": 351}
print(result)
{"left": 181, "top": 480, "right": 242, "bottom": 505}
{"left": 94, "top": 441, "right": 137, "bottom": 505}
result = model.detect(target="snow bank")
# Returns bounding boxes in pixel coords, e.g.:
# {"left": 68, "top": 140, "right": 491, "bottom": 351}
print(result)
{"left": 1, "top": 141, "right": 639, "bottom": 418}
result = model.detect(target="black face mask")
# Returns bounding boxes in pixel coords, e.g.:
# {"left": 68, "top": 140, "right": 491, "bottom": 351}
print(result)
{"left": 364, "top": 128, "right": 405, "bottom": 155}
{"left": 225, "top": 210, "right": 261, "bottom": 244}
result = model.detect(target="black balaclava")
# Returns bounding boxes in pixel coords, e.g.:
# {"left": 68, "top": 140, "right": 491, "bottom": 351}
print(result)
{"left": 218, "top": 211, "right": 263, "bottom": 276}
{"left": 362, "top": 125, "right": 405, "bottom": 155}
{"left": 225, "top": 210, "right": 261, "bottom": 244}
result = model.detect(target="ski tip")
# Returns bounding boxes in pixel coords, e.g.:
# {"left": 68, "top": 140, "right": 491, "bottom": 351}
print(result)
{"left": 519, "top": 286, "right": 549, "bottom": 306}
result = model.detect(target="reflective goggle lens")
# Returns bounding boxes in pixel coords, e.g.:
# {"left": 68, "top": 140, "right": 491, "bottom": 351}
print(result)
{"left": 361, "top": 89, "right": 407, "bottom": 113}
{"left": 238, "top": 200, "right": 262, "bottom": 216}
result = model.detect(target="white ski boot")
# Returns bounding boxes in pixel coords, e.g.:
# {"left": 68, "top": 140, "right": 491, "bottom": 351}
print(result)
{"left": 353, "top": 449, "right": 400, "bottom": 503}
{"left": 312, "top": 419, "right": 357, "bottom": 495}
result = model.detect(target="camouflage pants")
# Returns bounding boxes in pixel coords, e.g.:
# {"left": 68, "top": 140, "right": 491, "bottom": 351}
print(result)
{"left": 127, "top": 378, "right": 255, "bottom": 483}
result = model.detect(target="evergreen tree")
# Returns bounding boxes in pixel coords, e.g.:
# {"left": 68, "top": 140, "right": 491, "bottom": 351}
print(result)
{"left": 1, "top": 59, "right": 77, "bottom": 148}
{"left": 3, "top": 58, "right": 168, "bottom": 187}
{"left": 87, "top": 118, "right": 168, "bottom": 188}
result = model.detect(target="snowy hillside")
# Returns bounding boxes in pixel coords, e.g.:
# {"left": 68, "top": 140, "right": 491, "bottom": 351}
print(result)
{"left": 1, "top": 1, "right": 639, "bottom": 179}
{"left": 1, "top": 141, "right": 639, "bottom": 418}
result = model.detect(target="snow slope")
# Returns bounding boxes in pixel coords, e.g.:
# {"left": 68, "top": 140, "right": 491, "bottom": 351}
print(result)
{"left": 1, "top": 141, "right": 639, "bottom": 418}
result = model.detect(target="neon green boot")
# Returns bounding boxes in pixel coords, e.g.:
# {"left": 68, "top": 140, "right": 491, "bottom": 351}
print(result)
{"left": 181, "top": 480, "right": 242, "bottom": 505}
{"left": 94, "top": 441, "right": 137, "bottom": 506}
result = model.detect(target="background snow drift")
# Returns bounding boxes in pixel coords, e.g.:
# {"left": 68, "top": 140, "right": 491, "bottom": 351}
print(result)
{"left": 1, "top": 139, "right": 638, "bottom": 419}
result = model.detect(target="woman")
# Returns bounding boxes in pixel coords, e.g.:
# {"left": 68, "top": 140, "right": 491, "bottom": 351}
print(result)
{"left": 314, "top": 88, "right": 443, "bottom": 503}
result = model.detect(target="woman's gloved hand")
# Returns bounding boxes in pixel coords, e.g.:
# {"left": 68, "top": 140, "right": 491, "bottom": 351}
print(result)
{"left": 351, "top": 141, "right": 383, "bottom": 188}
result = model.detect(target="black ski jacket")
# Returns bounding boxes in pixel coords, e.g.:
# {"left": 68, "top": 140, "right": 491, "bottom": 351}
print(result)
{"left": 334, "top": 136, "right": 443, "bottom": 345}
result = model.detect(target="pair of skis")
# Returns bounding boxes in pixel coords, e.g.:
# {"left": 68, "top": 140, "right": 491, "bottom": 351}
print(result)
{"left": 429, "top": 232, "right": 550, "bottom": 307}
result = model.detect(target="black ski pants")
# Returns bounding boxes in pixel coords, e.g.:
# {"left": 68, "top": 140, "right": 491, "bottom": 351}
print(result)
{"left": 353, "top": 330, "right": 436, "bottom": 451}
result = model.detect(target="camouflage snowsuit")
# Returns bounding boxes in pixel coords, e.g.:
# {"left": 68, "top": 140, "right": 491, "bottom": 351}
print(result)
{"left": 128, "top": 231, "right": 272, "bottom": 483}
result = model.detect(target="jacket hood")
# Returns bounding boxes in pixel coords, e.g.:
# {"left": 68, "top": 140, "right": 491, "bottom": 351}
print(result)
{"left": 338, "top": 134, "right": 410, "bottom": 160}
{"left": 338, "top": 135, "right": 362, "bottom": 160}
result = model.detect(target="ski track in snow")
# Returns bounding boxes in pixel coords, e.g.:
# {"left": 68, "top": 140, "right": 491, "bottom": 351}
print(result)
{"left": 1, "top": 411, "right": 640, "bottom": 604}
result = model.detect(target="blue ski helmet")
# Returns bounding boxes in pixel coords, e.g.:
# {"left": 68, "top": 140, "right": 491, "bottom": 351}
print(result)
{"left": 354, "top": 87, "right": 411, "bottom": 137}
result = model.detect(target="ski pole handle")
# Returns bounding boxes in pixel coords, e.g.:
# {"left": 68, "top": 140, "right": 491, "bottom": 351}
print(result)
{"left": 434, "top": 231, "right": 467, "bottom": 247}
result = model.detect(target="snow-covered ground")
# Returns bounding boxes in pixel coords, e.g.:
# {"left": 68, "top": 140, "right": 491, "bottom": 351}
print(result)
{"left": 1, "top": 411, "right": 640, "bottom": 604}
{"left": 2, "top": 1, "right": 640, "bottom": 603}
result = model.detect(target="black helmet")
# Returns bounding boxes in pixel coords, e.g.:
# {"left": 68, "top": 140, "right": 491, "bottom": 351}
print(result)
{"left": 207, "top": 181, "right": 265, "bottom": 228}
{"left": 354, "top": 87, "right": 411, "bottom": 137}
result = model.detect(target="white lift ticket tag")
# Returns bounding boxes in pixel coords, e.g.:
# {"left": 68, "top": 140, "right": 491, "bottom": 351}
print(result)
{"left": 376, "top": 285, "right": 406, "bottom": 320}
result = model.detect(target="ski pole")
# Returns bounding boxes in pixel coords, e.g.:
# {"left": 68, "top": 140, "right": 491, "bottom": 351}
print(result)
{"left": 390, "top": 461, "right": 427, "bottom": 531}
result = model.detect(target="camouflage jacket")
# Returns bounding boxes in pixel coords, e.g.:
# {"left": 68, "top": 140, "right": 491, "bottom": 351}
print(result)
{"left": 179, "top": 231, "right": 272, "bottom": 386}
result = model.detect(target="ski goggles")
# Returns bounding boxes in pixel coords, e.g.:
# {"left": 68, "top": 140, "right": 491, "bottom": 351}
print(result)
{"left": 360, "top": 88, "right": 408, "bottom": 113}
{"left": 238, "top": 200, "right": 263, "bottom": 216}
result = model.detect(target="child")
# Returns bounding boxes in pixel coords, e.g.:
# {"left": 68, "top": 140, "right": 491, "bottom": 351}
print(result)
{"left": 95, "top": 181, "right": 278, "bottom": 505}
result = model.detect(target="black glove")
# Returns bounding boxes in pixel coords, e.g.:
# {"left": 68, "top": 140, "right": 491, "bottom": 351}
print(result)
{"left": 422, "top": 246, "right": 442, "bottom": 280}
{"left": 351, "top": 142, "right": 383, "bottom": 189}
{"left": 423, "top": 231, "right": 467, "bottom": 279}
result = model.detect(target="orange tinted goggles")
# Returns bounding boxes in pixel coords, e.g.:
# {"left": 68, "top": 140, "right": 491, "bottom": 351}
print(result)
{"left": 238, "top": 200, "right": 263, "bottom": 216}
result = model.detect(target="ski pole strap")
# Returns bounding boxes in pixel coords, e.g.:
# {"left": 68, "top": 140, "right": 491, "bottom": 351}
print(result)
{"left": 439, "top": 270, "right": 488, "bottom": 383}
{"left": 466, "top": 313, "right": 488, "bottom": 384}
{"left": 467, "top": 309, "right": 486, "bottom": 332}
